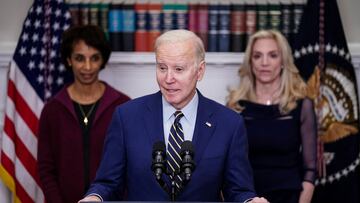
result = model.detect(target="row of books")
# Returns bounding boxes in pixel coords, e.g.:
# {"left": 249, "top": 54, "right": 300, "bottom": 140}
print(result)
{"left": 66, "top": 0, "right": 306, "bottom": 52}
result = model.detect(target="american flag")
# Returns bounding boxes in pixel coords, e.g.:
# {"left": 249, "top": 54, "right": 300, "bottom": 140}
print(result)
{"left": 0, "top": 0, "right": 72, "bottom": 202}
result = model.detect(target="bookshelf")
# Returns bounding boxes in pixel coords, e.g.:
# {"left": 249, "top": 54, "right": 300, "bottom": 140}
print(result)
{"left": 66, "top": 0, "right": 308, "bottom": 52}
{"left": 1, "top": 50, "right": 360, "bottom": 105}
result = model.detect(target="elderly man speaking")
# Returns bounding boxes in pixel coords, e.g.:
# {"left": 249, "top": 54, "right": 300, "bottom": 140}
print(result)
{"left": 79, "top": 29, "right": 268, "bottom": 203}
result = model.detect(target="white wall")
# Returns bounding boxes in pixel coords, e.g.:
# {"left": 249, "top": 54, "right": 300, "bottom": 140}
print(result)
{"left": 0, "top": 0, "right": 360, "bottom": 53}
{"left": 0, "top": 0, "right": 32, "bottom": 52}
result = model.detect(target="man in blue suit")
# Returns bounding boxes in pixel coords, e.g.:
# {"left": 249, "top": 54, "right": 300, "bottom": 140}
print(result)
{"left": 79, "top": 30, "right": 268, "bottom": 203}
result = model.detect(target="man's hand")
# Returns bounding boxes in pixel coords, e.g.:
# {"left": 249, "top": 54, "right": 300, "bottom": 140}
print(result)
{"left": 250, "top": 197, "right": 269, "bottom": 203}
{"left": 78, "top": 195, "right": 101, "bottom": 202}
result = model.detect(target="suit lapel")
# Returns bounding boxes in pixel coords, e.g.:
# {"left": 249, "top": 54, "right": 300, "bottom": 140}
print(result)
{"left": 143, "top": 92, "right": 173, "bottom": 185}
{"left": 143, "top": 91, "right": 165, "bottom": 145}
{"left": 192, "top": 92, "right": 216, "bottom": 164}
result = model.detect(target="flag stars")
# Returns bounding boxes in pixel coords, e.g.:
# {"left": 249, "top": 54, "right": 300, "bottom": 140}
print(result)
{"left": 39, "top": 62, "right": 45, "bottom": 70}
{"left": 314, "top": 43, "right": 319, "bottom": 52}
{"left": 30, "top": 47, "right": 37, "bottom": 56}
{"left": 22, "top": 33, "right": 29, "bottom": 41}
{"left": 32, "top": 33, "right": 39, "bottom": 42}
{"left": 55, "top": 9, "right": 62, "bottom": 17}
{"left": 335, "top": 172, "right": 341, "bottom": 180}
{"left": 349, "top": 163, "right": 356, "bottom": 171}
{"left": 52, "top": 36, "right": 58, "bottom": 45}
{"left": 56, "top": 77, "right": 64, "bottom": 86}
{"left": 19, "top": 47, "right": 27, "bottom": 56}
{"left": 25, "top": 19, "right": 31, "bottom": 27}
{"left": 332, "top": 45, "right": 338, "bottom": 54}
{"left": 50, "top": 50, "right": 56, "bottom": 58}
{"left": 339, "top": 48, "right": 345, "bottom": 56}
{"left": 36, "top": 6, "right": 42, "bottom": 15}
{"left": 301, "top": 47, "right": 307, "bottom": 55}
{"left": 315, "top": 157, "right": 360, "bottom": 185}
{"left": 37, "top": 75, "right": 44, "bottom": 83}
{"left": 320, "top": 179, "right": 326, "bottom": 185}
{"left": 28, "top": 61, "right": 35, "bottom": 70}
{"left": 294, "top": 50, "right": 300, "bottom": 59}
{"left": 65, "top": 12, "right": 71, "bottom": 19}
{"left": 34, "top": 20, "right": 41, "bottom": 29}
{"left": 307, "top": 45, "right": 314, "bottom": 53}
{"left": 53, "top": 22, "right": 60, "bottom": 31}
{"left": 58, "top": 64, "right": 66, "bottom": 72}
{"left": 345, "top": 53, "right": 351, "bottom": 60}
{"left": 45, "top": 90, "right": 52, "bottom": 99}
{"left": 63, "top": 24, "right": 70, "bottom": 31}
{"left": 326, "top": 43, "right": 332, "bottom": 52}
{"left": 40, "top": 48, "right": 46, "bottom": 56}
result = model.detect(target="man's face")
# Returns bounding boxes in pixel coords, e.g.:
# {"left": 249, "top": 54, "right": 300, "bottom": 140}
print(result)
{"left": 156, "top": 41, "right": 205, "bottom": 110}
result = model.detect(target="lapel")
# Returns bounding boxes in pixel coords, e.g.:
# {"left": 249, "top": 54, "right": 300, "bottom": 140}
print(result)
{"left": 56, "top": 83, "right": 78, "bottom": 121}
{"left": 192, "top": 91, "right": 216, "bottom": 164}
{"left": 142, "top": 92, "right": 171, "bottom": 184}
{"left": 92, "top": 83, "right": 120, "bottom": 124}
{"left": 143, "top": 91, "right": 165, "bottom": 144}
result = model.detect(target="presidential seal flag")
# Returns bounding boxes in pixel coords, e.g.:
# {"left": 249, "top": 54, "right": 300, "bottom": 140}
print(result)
{"left": 293, "top": 0, "right": 360, "bottom": 202}
{"left": 0, "top": 0, "right": 72, "bottom": 202}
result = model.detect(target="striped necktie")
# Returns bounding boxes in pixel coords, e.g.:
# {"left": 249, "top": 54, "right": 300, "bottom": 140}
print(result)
{"left": 167, "top": 111, "right": 184, "bottom": 190}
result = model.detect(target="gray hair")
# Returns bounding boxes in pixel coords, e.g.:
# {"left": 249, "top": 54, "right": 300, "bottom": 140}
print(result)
{"left": 154, "top": 29, "right": 205, "bottom": 64}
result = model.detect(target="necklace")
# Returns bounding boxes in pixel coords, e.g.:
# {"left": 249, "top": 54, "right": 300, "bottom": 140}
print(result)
{"left": 256, "top": 88, "right": 280, "bottom": 106}
{"left": 78, "top": 103, "right": 96, "bottom": 125}
{"left": 265, "top": 99, "right": 272, "bottom": 105}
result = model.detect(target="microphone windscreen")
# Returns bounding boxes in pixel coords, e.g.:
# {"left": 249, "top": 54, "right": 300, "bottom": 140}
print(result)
{"left": 180, "top": 140, "right": 194, "bottom": 155}
{"left": 153, "top": 141, "right": 166, "bottom": 153}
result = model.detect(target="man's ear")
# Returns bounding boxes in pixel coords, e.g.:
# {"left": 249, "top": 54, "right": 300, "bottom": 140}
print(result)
{"left": 197, "top": 60, "right": 206, "bottom": 81}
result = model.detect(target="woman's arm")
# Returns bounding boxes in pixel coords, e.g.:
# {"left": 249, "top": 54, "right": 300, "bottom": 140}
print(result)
{"left": 37, "top": 105, "right": 63, "bottom": 203}
{"left": 299, "top": 98, "right": 318, "bottom": 203}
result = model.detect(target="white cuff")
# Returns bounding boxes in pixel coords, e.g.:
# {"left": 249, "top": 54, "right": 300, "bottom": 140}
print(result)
{"left": 87, "top": 193, "right": 103, "bottom": 202}
{"left": 243, "top": 197, "right": 254, "bottom": 203}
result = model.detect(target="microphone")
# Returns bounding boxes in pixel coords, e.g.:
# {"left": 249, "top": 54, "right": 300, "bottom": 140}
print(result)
{"left": 151, "top": 141, "right": 166, "bottom": 180}
{"left": 180, "top": 141, "right": 195, "bottom": 182}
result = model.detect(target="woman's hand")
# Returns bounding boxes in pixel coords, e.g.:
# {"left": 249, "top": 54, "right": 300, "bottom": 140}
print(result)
{"left": 299, "top": 181, "right": 315, "bottom": 203}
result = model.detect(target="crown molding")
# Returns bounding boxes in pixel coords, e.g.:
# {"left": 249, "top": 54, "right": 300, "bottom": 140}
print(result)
{"left": 1, "top": 43, "right": 360, "bottom": 68}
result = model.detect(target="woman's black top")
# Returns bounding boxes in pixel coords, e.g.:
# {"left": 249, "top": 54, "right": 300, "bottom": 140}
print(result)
{"left": 239, "top": 98, "right": 317, "bottom": 194}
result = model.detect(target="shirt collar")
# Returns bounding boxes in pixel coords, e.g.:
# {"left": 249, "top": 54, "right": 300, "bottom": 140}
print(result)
{"left": 162, "top": 91, "right": 199, "bottom": 124}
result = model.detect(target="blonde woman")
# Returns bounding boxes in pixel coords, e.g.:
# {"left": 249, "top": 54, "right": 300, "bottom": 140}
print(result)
{"left": 227, "top": 30, "right": 317, "bottom": 203}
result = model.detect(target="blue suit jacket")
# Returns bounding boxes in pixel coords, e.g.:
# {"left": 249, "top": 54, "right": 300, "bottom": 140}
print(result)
{"left": 86, "top": 91, "right": 256, "bottom": 202}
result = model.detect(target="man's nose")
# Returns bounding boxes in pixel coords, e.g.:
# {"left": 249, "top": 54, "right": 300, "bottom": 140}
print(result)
{"left": 165, "top": 70, "right": 174, "bottom": 82}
